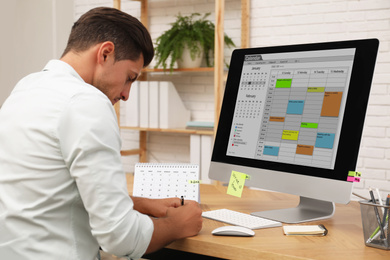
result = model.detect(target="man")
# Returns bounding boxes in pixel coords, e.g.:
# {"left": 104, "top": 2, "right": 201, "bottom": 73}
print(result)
{"left": 0, "top": 7, "right": 202, "bottom": 260}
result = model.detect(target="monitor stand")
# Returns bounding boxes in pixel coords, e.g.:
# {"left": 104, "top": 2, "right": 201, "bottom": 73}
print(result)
{"left": 251, "top": 196, "right": 335, "bottom": 224}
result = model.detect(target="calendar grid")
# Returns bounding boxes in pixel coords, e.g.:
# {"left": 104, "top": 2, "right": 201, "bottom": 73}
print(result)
{"left": 133, "top": 163, "right": 200, "bottom": 202}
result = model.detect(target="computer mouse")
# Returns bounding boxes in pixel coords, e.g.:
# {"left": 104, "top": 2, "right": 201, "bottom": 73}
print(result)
{"left": 211, "top": 226, "right": 255, "bottom": 237}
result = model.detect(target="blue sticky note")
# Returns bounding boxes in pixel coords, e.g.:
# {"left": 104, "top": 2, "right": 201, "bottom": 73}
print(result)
{"left": 315, "top": 133, "right": 335, "bottom": 149}
{"left": 263, "top": 146, "right": 280, "bottom": 156}
{"left": 286, "top": 100, "right": 305, "bottom": 115}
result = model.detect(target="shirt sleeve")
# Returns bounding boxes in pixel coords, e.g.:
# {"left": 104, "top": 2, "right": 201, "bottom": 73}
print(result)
{"left": 57, "top": 91, "right": 153, "bottom": 259}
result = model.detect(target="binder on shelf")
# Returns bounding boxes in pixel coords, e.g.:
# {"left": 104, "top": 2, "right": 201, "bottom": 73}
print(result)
{"left": 190, "top": 134, "right": 201, "bottom": 166}
{"left": 139, "top": 81, "right": 149, "bottom": 128}
{"left": 159, "top": 81, "right": 190, "bottom": 129}
{"left": 148, "top": 81, "right": 159, "bottom": 128}
{"left": 190, "top": 134, "right": 213, "bottom": 184}
{"left": 125, "top": 81, "right": 140, "bottom": 127}
{"left": 201, "top": 135, "right": 213, "bottom": 184}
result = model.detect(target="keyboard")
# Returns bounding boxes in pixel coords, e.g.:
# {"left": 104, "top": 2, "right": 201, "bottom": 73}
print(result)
{"left": 202, "top": 209, "right": 282, "bottom": 230}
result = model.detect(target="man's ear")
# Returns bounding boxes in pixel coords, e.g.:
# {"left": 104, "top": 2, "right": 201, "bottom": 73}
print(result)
{"left": 97, "top": 41, "right": 115, "bottom": 64}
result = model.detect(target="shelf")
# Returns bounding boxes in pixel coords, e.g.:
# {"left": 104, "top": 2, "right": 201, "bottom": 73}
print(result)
{"left": 120, "top": 126, "right": 214, "bottom": 136}
{"left": 142, "top": 67, "right": 214, "bottom": 73}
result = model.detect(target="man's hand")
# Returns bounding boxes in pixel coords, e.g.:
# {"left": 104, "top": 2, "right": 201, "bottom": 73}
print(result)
{"left": 145, "top": 200, "right": 203, "bottom": 254}
{"left": 130, "top": 196, "right": 203, "bottom": 254}
{"left": 131, "top": 196, "right": 182, "bottom": 218}
{"left": 165, "top": 200, "right": 203, "bottom": 238}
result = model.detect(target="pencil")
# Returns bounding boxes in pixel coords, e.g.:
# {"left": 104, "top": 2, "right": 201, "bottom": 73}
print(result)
{"left": 368, "top": 188, "right": 386, "bottom": 240}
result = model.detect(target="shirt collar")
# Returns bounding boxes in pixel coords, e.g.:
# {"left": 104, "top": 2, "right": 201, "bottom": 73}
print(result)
{"left": 43, "top": 60, "right": 85, "bottom": 83}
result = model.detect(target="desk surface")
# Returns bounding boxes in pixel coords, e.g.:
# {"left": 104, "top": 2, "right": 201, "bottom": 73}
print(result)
{"left": 126, "top": 174, "right": 390, "bottom": 260}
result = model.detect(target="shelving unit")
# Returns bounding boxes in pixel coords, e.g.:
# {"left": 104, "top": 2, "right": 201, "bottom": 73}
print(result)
{"left": 120, "top": 126, "right": 213, "bottom": 135}
{"left": 113, "top": 0, "right": 249, "bottom": 162}
{"left": 142, "top": 67, "right": 214, "bottom": 73}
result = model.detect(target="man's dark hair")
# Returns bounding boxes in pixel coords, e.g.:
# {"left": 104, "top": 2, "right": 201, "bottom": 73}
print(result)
{"left": 62, "top": 7, "right": 154, "bottom": 67}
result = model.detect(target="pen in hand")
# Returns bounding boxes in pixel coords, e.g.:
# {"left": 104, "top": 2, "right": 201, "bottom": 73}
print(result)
{"left": 181, "top": 196, "right": 184, "bottom": 206}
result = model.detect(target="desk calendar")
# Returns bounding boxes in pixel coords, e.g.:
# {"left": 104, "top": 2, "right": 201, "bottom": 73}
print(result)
{"left": 133, "top": 163, "right": 200, "bottom": 202}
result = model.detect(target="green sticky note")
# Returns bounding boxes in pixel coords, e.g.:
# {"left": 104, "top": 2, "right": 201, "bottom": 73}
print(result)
{"left": 300, "top": 122, "right": 318, "bottom": 129}
{"left": 227, "top": 171, "right": 248, "bottom": 198}
{"left": 348, "top": 171, "right": 362, "bottom": 177}
{"left": 275, "top": 79, "right": 292, "bottom": 88}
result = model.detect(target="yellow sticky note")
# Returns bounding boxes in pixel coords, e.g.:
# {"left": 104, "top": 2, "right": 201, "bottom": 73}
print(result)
{"left": 227, "top": 171, "right": 248, "bottom": 198}
{"left": 188, "top": 180, "right": 202, "bottom": 184}
{"left": 282, "top": 130, "right": 299, "bottom": 141}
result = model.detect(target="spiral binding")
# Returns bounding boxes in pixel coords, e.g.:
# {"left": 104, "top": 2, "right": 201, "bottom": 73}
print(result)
{"left": 135, "top": 163, "right": 199, "bottom": 169}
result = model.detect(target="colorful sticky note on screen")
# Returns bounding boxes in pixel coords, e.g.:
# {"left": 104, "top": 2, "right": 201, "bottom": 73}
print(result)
{"left": 347, "top": 171, "right": 361, "bottom": 182}
{"left": 347, "top": 176, "right": 360, "bottom": 182}
{"left": 348, "top": 171, "right": 361, "bottom": 177}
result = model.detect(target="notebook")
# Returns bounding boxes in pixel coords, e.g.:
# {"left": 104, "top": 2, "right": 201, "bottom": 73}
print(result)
{"left": 133, "top": 163, "right": 200, "bottom": 202}
{"left": 282, "top": 224, "right": 328, "bottom": 236}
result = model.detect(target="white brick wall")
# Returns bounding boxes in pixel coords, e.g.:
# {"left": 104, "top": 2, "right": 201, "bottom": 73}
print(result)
{"left": 74, "top": 0, "right": 390, "bottom": 199}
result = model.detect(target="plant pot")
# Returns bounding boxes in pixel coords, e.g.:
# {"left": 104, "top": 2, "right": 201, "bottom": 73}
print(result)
{"left": 177, "top": 43, "right": 204, "bottom": 69}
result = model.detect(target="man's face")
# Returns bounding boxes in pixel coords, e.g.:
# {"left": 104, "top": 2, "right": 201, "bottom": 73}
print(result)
{"left": 93, "top": 54, "right": 144, "bottom": 105}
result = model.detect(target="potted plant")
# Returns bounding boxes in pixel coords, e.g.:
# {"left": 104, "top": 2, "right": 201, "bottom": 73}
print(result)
{"left": 154, "top": 13, "right": 235, "bottom": 71}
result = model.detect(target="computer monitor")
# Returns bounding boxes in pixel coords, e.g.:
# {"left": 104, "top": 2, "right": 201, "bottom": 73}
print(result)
{"left": 209, "top": 39, "right": 379, "bottom": 223}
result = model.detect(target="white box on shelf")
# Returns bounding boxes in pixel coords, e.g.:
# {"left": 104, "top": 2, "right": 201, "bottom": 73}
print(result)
{"left": 139, "top": 81, "right": 149, "bottom": 128}
{"left": 125, "top": 81, "right": 140, "bottom": 127}
{"left": 148, "top": 81, "right": 160, "bottom": 128}
{"left": 200, "top": 135, "right": 213, "bottom": 184}
{"left": 159, "top": 81, "right": 190, "bottom": 129}
{"left": 190, "top": 134, "right": 201, "bottom": 166}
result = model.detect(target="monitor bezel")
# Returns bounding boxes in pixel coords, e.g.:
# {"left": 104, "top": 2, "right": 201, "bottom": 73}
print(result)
{"left": 211, "top": 39, "right": 379, "bottom": 182}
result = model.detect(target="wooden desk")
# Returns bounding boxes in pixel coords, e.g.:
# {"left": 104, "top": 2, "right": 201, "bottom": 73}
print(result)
{"left": 126, "top": 174, "right": 390, "bottom": 260}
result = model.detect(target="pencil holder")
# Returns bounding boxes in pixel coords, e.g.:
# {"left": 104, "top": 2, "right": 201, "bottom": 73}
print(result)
{"left": 359, "top": 200, "right": 390, "bottom": 250}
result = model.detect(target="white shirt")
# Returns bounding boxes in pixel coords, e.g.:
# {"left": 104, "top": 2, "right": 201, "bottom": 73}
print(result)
{"left": 0, "top": 60, "right": 153, "bottom": 260}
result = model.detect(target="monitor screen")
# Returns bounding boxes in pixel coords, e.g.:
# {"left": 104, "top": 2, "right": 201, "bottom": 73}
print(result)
{"left": 209, "top": 39, "right": 379, "bottom": 223}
